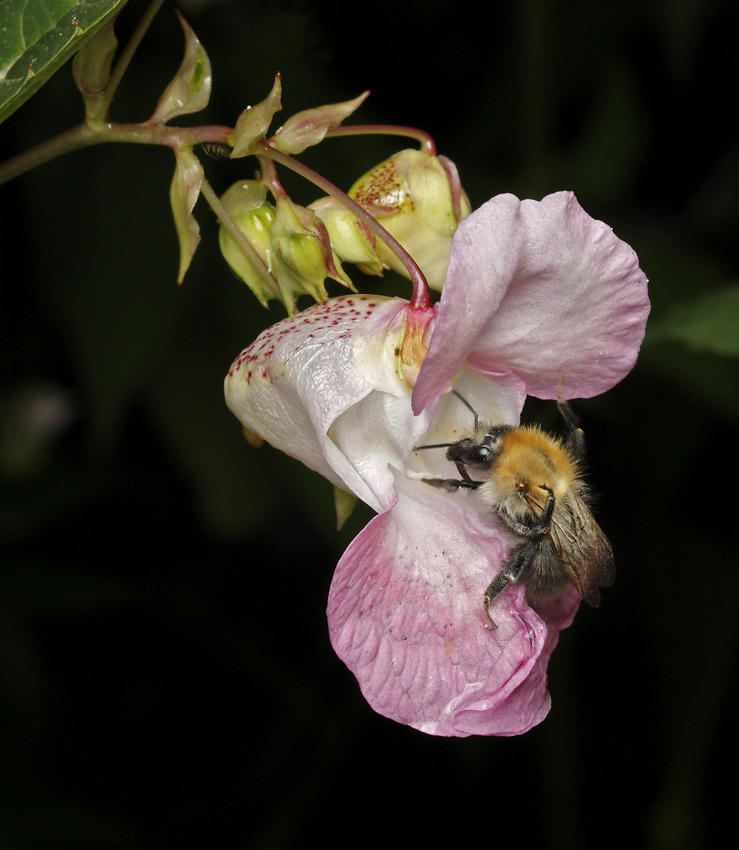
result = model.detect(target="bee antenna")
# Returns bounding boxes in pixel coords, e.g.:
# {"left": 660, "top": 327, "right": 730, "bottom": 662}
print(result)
{"left": 413, "top": 441, "right": 455, "bottom": 452}
{"left": 413, "top": 389, "right": 481, "bottom": 452}
{"left": 451, "top": 389, "right": 479, "bottom": 429}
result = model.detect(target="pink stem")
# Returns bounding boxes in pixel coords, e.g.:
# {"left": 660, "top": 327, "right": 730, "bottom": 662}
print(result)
{"left": 326, "top": 125, "right": 436, "bottom": 155}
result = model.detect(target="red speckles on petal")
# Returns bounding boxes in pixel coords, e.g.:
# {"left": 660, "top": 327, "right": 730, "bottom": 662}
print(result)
{"left": 227, "top": 295, "right": 392, "bottom": 390}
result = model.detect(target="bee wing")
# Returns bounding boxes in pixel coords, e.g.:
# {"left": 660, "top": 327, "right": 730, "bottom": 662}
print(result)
{"left": 550, "top": 495, "right": 615, "bottom": 608}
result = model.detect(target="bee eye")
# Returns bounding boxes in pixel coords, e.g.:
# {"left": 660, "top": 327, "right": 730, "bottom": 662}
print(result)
{"left": 470, "top": 446, "right": 491, "bottom": 463}
{"left": 449, "top": 443, "right": 494, "bottom": 468}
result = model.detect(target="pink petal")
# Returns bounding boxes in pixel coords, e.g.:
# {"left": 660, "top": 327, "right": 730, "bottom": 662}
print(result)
{"left": 413, "top": 191, "right": 650, "bottom": 411}
{"left": 327, "top": 474, "right": 580, "bottom": 737}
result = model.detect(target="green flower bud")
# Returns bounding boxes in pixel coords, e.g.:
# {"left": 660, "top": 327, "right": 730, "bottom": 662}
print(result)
{"left": 218, "top": 184, "right": 353, "bottom": 313}
{"left": 270, "top": 197, "right": 354, "bottom": 303}
{"left": 72, "top": 17, "right": 118, "bottom": 125}
{"left": 349, "top": 149, "right": 472, "bottom": 290}
{"left": 218, "top": 181, "right": 279, "bottom": 308}
{"left": 270, "top": 91, "right": 369, "bottom": 154}
{"left": 170, "top": 148, "right": 204, "bottom": 284}
{"left": 229, "top": 75, "right": 282, "bottom": 158}
{"left": 308, "top": 196, "right": 386, "bottom": 276}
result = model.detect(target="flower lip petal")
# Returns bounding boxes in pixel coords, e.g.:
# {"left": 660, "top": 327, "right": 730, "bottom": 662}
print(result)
{"left": 413, "top": 191, "right": 650, "bottom": 411}
{"left": 327, "top": 472, "right": 580, "bottom": 737}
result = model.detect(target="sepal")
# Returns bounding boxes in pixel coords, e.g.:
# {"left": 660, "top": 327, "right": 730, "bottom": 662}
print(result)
{"left": 150, "top": 12, "right": 212, "bottom": 125}
{"left": 270, "top": 92, "right": 370, "bottom": 154}
{"left": 229, "top": 75, "right": 282, "bottom": 158}
{"left": 170, "top": 148, "right": 204, "bottom": 284}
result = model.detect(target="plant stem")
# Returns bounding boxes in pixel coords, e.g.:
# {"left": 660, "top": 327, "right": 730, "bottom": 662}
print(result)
{"left": 0, "top": 122, "right": 232, "bottom": 186}
{"left": 103, "top": 0, "right": 167, "bottom": 114}
{"left": 326, "top": 124, "right": 436, "bottom": 155}
{"left": 257, "top": 142, "right": 431, "bottom": 310}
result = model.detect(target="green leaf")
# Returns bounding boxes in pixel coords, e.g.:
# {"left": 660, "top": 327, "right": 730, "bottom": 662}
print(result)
{"left": 0, "top": 0, "right": 129, "bottom": 125}
{"left": 645, "top": 282, "right": 739, "bottom": 357}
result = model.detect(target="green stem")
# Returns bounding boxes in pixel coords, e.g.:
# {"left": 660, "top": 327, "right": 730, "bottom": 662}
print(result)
{"left": 0, "top": 121, "right": 232, "bottom": 186}
{"left": 257, "top": 142, "right": 431, "bottom": 310}
{"left": 102, "top": 0, "right": 167, "bottom": 114}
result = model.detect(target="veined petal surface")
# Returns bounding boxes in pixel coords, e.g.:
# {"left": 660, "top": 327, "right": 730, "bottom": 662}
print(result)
{"left": 328, "top": 473, "right": 580, "bottom": 736}
{"left": 413, "top": 191, "right": 650, "bottom": 410}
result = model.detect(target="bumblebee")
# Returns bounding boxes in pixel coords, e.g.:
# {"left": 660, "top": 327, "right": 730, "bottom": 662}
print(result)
{"left": 415, "top": 394, "right": 614, "bottom": 628}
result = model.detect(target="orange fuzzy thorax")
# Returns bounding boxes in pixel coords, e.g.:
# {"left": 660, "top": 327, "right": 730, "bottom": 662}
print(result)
{"left": 478, "top": 426, "right": 581, "bottom": 522}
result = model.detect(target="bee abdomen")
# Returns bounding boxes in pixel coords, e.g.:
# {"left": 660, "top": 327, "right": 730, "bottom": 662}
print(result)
{"left": 521, "top": 545, "right": 570, "bottom": 603}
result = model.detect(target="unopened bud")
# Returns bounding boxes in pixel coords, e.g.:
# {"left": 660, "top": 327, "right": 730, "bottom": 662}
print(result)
{"left": 270, "top": 198, "right": 354, "bottom": 303}
{"left": 150, "top": 12, "right": 211, "bottom": 125}
{"left": 229, "top": 75, "right": 282, "bottom": 158}
{"left": 72, "top": 17, "right": 118, "bottom": 124}
{"left": 349, "top": 149, "right": 471, "bottom": 290}
{"left": 218, "top": 181, "right": 279, "bottom": 308}
{"left": 309, "top": 196, "right": 386, "bottom": 276}
{"left": 270, "top": 91, "right": 369, "bottom": 154}
{"left": 170, "top": 149, "right": 204, "bottom": 284}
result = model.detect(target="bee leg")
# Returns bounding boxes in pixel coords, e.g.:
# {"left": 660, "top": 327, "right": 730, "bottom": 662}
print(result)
{"left": 484, "top": 487, "right": 555, "bottom": 628}
{"left": 497, "top": 485, "right": 556, "bottom": 539}
{"left": 483, "top": 544, "right": 533, "bottom": 628}
{"left": 455, "top": 461, "right": 474, "bottom": 482}
{"left": 557, "top": 398, "right": 586, "bottom": 462}
{"left": 537, "top": 484, "right": 555, "bottom": 528}
{"left": 422, "top": 478, "right": 481, "bottom": 493}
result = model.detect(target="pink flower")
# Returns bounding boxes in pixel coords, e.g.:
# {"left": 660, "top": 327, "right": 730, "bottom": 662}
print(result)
{"left": 225, "top": 191, "right": 649, "bottom": 737}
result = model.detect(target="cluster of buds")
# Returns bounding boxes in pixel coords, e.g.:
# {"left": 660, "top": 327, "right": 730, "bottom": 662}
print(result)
{"left": 218, "top": 182, "right": 354, "bottom": 310}
{"left": 73, "top": 8, "right": 469, "bottom": 311}
{"left": 218, "top": 146, "right": 471, "bottom": 314}
{"left": 209, "top": 71, "right": 471, "bottom": 313}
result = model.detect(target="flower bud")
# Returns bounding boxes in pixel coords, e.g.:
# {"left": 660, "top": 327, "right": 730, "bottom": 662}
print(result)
{"left": 270, "top": 197, "right": 354, "bottom": 303}
{"left": 270, "top": 91, "right": 369, "bottom": 154}
{"left": 219, "top": 184, "right": 354, "bottom": 313}
{"left": 308, "top": 196, "right": 386, "bottom": 276}
{"left": 229, "top": 75, "right": 282, "bottom": 158}
{"left": 218, "top": 181, "right": 280, "bottom": 308}
{"left": 72, "top": 17, "right": 117, "bottom": 124}
{"left": 349, "top": 149, "right": 472, "bottom": 290}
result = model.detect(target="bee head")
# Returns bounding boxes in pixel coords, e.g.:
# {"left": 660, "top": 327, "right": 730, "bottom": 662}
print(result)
{"left": 446, "top": 426, "right": 509, "bottom": 470}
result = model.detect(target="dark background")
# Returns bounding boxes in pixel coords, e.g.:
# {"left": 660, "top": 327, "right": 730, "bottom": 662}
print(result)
{"left": 2, "top": 0, "right": 738, "bottom": 847}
